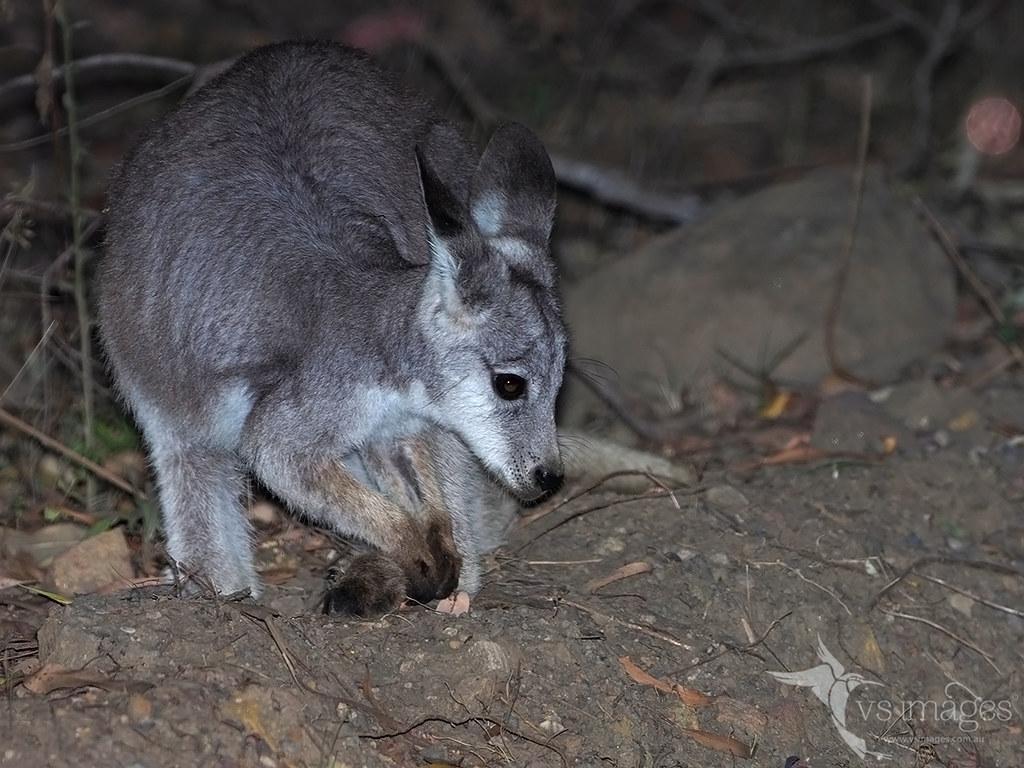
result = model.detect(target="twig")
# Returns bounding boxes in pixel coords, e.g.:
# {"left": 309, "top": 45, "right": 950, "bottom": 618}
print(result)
{"left": 881, "top": 607, "right": 1001, "bottom": 674}
{"left": 567, "top": 361, "right": 702, "bottom": 443}
{"left": 0, "top": 52, "right": 196, "bottom": 110}
{"left": 901, "top": 0, "right": 961, "bottom": 176}
{"left": 870, "top": 555, "right": 1023, "bottom": 609}
{"left": 413, "top": 40, "right": 703, "bottom": 225}
{"left": 751, "top": 560, "right": 852, "bottom": 615}
{"left": 549, "top": 154, "right": 701, "bottom": 224}
{"left": 0, "top": 197, "right": 101, "bottom": 225}
{"left": 724, "top": 17, "right": 907, "bottom": 69}
{"left": 667, "top": 610, "right": 792, "bottom": 676}
{"left": 556, "top": 597, "right": 687, "bottom": 649}
{"left": 56, "top": 1, "right": 96, "bottom": 512}
{"left": 523, "top": 468, "right": 688, "bottom": 526}
{"left": 363, "top": 714, "right": 567, "bottom": 767}
{"left": 517, "top": 485, "right": 705, "bottom": 553}
{"left": 824, "top": 74, "right": 876, "bottom": 387}
{"left": 913, "top": 196, "right": 1024, "bottom": 375}
{"left": 0, "top": 76, "right": 192, "bottom": 153}
{"left": 40, "top": 214, "right": 103, "bottom": 379}
{"left": 0, "top": 322, "right": 55, "bottom": 405}
{"left": 915, "top": 573, "right": 1024, "bottom": 619}
{"left": 0, "top": 406, "right": 144, "bottom": 499}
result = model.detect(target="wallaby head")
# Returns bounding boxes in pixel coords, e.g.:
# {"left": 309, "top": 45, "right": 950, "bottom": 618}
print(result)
{"left": 414, "top": 122, "right": 566, "bottom": 501}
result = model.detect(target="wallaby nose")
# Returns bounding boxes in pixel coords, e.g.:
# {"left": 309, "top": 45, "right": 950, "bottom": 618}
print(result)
{"left": 533, "top": 466, "right": 564, "bottom": 494}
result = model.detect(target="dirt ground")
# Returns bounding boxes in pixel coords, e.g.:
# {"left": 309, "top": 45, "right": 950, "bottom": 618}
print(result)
{"left": 3, "top": 413, "right": 1023, "bottom": 767}
{"left": 2, "top": 2, "right": 1024, "bottom": 767}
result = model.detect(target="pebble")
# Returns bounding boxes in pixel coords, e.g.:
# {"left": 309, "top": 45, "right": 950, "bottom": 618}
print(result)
{"left": 705, "top": 485, "right": 749, "bottom": 511}
{"left": 539, "top": 715, "right": 566, "bottom": 736}
{"left": 948, "top": 593, "right": 974, "bottom": 618}
{"left": 669, "top": 547, "right": 698, "bottom": 562}
{"left": 596, "top": 536, "right": 625, "bottom": 555}
{"left": 127, "top": 693, "right": 153, "bottom": 724}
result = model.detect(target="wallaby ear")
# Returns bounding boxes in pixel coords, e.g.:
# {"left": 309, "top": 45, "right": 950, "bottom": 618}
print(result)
{"left": 468, "top": 123, "right": 556, "bottom": 248}
{"left": 414, "top": 121, "right": 474, "bottom": 239}
{"left": 414, "top": 124, "right": 474, "bottom": 316}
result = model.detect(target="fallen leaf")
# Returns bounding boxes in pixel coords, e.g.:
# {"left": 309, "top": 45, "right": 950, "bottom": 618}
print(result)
{"left": 679, "top": 726, "right": 752, "bottom": 758}
{"left": 19, "top": 584, "right": 72, "bottom": 605}
{"left": 619, "top": 656, "right": 714, "bottom": 708}
{"left": 949, "top": 409, "right": 980, "bottom": 432}
{"left": 587, "top": 561, "right": 652, "bottom": 593}
{"left": 759, "top": 390, "right": 791, "bottom": 419}
{"left": 859, "top": 626, "right": 886, "bottom": 672}
{"left": 24, "top": 662, "right": 152, "bottom": 695}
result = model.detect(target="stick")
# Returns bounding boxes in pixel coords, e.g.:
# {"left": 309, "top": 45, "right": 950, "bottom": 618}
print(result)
{"left": 0, "top": 406, "right": 145, "bottom": 499}
{"left": 824, "top": 74, "right": 875, "bottom": 387}
{"left": 881, "top": 607, "right": 1001, "bottom": 674}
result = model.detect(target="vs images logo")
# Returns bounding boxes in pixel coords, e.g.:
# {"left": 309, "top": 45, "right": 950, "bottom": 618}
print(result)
{"left": 768, "top": 636, "right": 891, "bottom": 761}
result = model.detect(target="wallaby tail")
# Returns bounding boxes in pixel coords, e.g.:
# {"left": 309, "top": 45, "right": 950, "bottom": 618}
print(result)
{"left": 558, "top": 429, "right": 696, "bottom": 494}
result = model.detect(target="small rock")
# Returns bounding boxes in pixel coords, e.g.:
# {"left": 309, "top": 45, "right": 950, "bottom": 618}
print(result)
{"left": 453, "top": 640, "right": 519, "bottom": 711}
{"left": 539, "top": 715, "right": 566, "bottom": 736}
{"left": 708, "top": 553, "right": 730, "bottom": 566}
{"left": 127, "top": 693, "right": 153, "bottom": 724}
{"left": 37, "top": 455, "right": 75, "bottom": 488}
{"left": 596, "top": 536, "right": 625, "bottom": 555}
{"left": 419, "top": 744, "right": 449, "bottom": 763}
{"left": 668, "top": 547, "right": 698, "bottom": 562}
{"left": 948, "top": 593, "right": 974, "bottom": 618}
{"left": 705, "top": 485, "right": 749, "bottom": 512}
{"left": 50, "top": 528, "right": 133, "bottom": 594}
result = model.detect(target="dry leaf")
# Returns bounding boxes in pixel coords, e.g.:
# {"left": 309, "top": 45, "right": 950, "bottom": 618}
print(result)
{"left": 859, "top": 626, "right": 886, "bottom": 672}
{"left": 679, "top": 726, "right": 753, "bottom": 758}
{"left": 587, "top": 561, "right": 652, "bottom": 593}
{"left": 759, "top": 390, "right": 791, "bottom": 419}
{"left": 24, "top": 662, "right": 152, "bottom": 695}
{"left": 618, "top": 656, "right": 714, "bottom": 708}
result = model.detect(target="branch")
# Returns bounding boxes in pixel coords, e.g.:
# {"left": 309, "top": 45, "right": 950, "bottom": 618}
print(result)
{"left": 0, "top": 52, "right": 197, "bottom": 111}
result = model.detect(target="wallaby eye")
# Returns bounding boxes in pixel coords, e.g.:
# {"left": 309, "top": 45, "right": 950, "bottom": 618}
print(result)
{"left": 492, "top": 373, "right": 526, "bottom": 401}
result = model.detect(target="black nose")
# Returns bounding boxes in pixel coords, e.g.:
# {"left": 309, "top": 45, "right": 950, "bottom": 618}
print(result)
{"left": 533, "top": 467, "right": 564, "bottom": 494}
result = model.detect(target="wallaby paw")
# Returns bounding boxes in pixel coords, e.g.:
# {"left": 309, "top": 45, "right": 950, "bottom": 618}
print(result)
{"left": 322, "top": 553, "right": 405, "bottom": 616}
{"left": 395, "top": 520, "right": 462, "bottom": 605}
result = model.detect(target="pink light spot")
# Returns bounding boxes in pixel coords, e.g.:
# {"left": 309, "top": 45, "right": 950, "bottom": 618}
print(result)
{"left": 966, "top": 97, "right": 1021, "bottom": 156}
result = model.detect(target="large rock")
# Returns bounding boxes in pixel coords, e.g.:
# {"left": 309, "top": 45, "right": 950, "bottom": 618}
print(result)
{"left": 564, "top": 168, "right": 954, "bottom": 408}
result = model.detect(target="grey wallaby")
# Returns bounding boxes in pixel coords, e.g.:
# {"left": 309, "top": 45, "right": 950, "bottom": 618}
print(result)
{"left": 97, "top": 41, "right": 567, "bottom": 615}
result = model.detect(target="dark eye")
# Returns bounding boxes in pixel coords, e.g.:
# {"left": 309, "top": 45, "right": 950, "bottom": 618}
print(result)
{"left": 492, "top": 373, "right": 526, "bottom": 401}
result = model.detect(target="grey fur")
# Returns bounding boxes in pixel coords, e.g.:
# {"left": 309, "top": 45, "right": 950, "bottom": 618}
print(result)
{"left": 97, "top": 41, "right": 566, "bottom": 602}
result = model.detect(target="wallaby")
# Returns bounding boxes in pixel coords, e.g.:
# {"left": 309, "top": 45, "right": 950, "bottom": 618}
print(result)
{"left": 97, "top": 41, "right": 567, "bottom": 614}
